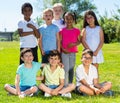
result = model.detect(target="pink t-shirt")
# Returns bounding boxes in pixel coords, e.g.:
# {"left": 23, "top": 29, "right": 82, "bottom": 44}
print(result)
{"left": 60, "top": 27, "right": 80, "bottom": 53}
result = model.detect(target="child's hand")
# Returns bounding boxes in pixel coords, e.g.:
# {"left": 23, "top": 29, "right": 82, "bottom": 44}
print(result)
{"left": 27, "top": 23, "right": 36, "bottom": 30}
{"left": 41, "top": 50, "right": 45, "bottom": 55}
{"left": 100, "top": 87, "right": 106, "bottom": 93}
{"left": 62, "top": 48, "right": 70, "bottom": 54}
{"left": 94, "top": 88, "right": 101, "bottom": 95}
{"left": 93, "top": 50, "right": 98, "bottom": 56}
{"left": 51, "top": 90, "right": 58, "bottom": 95}
{"left": 58, "top": 62, "right": 64, "bottom": 68}
{"left": 67, "top": 43, "right": 75, "bottom": 48}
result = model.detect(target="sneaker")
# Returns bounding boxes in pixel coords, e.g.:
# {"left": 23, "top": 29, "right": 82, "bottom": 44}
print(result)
{"left": 19, "top": 92, "right": 26, "bottom": 98}
{"left": 61, "top": 92, "right": 71, "bottom": 98}
{"left": 44, "top": 92, "right": 51, "bottom": 97}
{"left": 29, "top": 93, "right": 34, "bottom": 97}
{"left": 103, "top": 90, "right": 114, "bottom": 96}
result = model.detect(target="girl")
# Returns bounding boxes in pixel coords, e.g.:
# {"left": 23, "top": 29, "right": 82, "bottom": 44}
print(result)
{"left": 81, "top": 10, "right": 104, "bottom": 69}
{"left": 60, "top": 12, "right": 81, "bottom": 86}
{"left": 52, "top": 3, "right": 66, "bottom": 30}
{"left": 76, "top": 49, "right": 112, "bottom": 96}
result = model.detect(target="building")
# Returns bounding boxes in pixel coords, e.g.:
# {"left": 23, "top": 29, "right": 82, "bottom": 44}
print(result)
{"left": 0, "top": 32, "right": 14, "bottom": 41}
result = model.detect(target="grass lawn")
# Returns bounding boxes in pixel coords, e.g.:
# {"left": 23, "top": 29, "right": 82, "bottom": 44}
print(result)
{"left": 0, "top": 42, "right": 120, "bottom": 103}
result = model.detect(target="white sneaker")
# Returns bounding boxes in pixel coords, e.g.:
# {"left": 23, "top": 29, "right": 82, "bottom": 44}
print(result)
{"left": 61, "top": 92, "right": 71, "bottom": 98}
{"left": 19, "top": 92, "right": 26, "bottom": 98}
{"left": 44, "top": 92, "right": 51, "bottom": 97}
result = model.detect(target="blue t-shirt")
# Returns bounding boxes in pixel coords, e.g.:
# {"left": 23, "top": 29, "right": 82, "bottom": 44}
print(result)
{"left": 16, "top": 61, "right": 41, "bottom": 86}
{"left": 39, "top": 24, "right": 59, "bottom": 53}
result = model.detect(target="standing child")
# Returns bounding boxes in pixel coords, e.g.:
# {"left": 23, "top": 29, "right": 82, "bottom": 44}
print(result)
{"left": 81, "top": 10, "right": 104, "bottom": 69}
{"left": 4, "top": 49, "right": 45, "bottom": 98}
{"left": 38, "top": 50, "right": 75, "bottom": 98}
{"left": 39, "top": 8, "right": 60, "bottom": 63}
{"left": 76, "top": 49, "right": 112, "bottom": 96}
{"left": 18, "top": 2, "right": 40, "bottom": 64}
{"left": 52, "top": 3, "right": 66, "bottom": 30}
{"left": 60, "top": 12, "right": 81, "bottom": 86}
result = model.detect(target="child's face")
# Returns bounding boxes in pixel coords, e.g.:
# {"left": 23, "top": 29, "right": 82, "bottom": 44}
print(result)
{"left": 86, "top": 15, "right": 95, "bottom": 26}
{"left": 48, "top": 56, "right": 60, "bottom": 67}
{"left": 43, "top": 11, "right": 53, "bottom": 23}
{"left": 64, "top": 14, "right": 74, "bottom": 26}
{"left": 22, "top": 7, "right": 32, "bottom": 19}
{"left": 82, "top": 53, "right": 92, "bottom": 66}
{"left": 21, "top": 52, "right": 34, "bottom": 64}
{"left": 53, "top": 6, "right": 63, "bottom": 19}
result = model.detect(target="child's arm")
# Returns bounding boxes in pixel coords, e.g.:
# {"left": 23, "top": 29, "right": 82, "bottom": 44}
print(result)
{"left": 56, "top": 32, "right": 60, "bottom": 52}
{"left": 93, "top": 28, "right": 104, "bottom": 56}
{"left": 38, "top": 34, "right": 45, "bottom": 55}
{"left": 15, "top": 74, "right": 21, "bottom": 96}
{"left": 36, "top": 75, "right": 44, "bottom": 81}
{"left": 51, "top": 79, "right": 64, "bottom": 95}
{"left": 18, "top": 29, "right": 34, "bottom": 37}
{"left": 27, "top": 23, "right": 40, "bottom": 38}
{"left": 80, "top": 79, "right": 101, "bottom": 95}
{"left": 81, "top": 28, "right": 90, "bottom": 49}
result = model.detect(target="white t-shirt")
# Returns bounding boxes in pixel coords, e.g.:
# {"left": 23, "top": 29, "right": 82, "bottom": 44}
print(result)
{"left": 76, "top": 64, "right": 98, "bottom": 86}
{"left": 52, "top": 19, "right": 66, "bottom": 30}
{"left": 18, "top": 19, "right": 39, "bottom": 48}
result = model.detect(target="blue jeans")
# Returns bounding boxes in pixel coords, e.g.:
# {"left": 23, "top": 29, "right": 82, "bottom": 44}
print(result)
{"left": 62, "top": 53, "right": 76, "bottom": 86}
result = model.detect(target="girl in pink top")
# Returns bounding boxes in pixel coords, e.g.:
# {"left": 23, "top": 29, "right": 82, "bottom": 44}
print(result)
{"left": 60, "top": 12, "right": 81, "bottom": 86}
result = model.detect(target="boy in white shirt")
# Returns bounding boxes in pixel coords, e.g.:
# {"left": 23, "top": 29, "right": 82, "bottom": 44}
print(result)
{"left": 18, "top": 2, "right": 40, "bottom": 64}
{"left": 76, "top": 49, "right": 112, "bottom": 96}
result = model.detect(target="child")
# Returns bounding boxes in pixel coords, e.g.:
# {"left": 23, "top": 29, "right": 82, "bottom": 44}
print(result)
{"left": 18, "top": 2, "right": 40, "bottom": 64}
{"left": 52, "top": 3, "right": 66, "bottom": 30}
{"left": 76, "top": 49, "right": 112, "bottom": 96}
{"left": 38, "top": 50, "right": 75, "bottom": 98}
{"left": 4, "top": 49, "right": 44, "bottom": 98}
{"left": 81, "top": 10, "right": 104, "bottom": 69}
{"left": 39, "top": 8, "right": 60, "bottom": 63}
{"left": 59, "top": 12, "right": 81, "bottom": 86}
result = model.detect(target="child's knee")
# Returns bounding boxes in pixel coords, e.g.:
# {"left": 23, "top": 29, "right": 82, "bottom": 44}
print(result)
{"left": 31, "top": 86, "right": 38, "bottom": 92}
{"left": 4, "top": 84, "right": 10, "bottom": 90}
{"left": 69, "top": 83, "right": 75, "bottom": 90}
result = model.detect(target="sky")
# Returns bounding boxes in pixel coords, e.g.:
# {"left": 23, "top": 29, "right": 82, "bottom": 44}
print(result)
{"left": 0, "top": 0, "right": 120, "bottom": 32}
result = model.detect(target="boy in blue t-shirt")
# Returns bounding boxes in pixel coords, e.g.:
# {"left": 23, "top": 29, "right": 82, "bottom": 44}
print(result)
{"left": 4, "top": 49, "right": 45, "bottom": 98}
{"left": 38, "top": 8, "right": 60, "bottom": 63}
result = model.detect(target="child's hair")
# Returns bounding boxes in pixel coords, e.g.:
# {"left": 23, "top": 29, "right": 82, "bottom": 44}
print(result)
{"left": 20, "top": 48, "right": 33, "bottom": 58}
{"left": 82, "top": 49, "right": 93, "bottom": 57}
{"left": 83, "top": 10, "right": 99, "bottom": 28}
{"left": 43, "top": 8, "right": 54, "bottom": 17}
{"left": 21, "top": 2, "right": 33, "bottom": 14}
{"left": 63, "top": 12, "right": 77, "bottom": 24}
{"left": 53, "top": 3, "right": 64, "bottom": 10}
{"left": 48, "top": 50, "right": 61, "bottom": 60}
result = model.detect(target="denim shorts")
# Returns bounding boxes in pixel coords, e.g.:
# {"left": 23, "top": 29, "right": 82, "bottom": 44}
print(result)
{"left": 47, "top": 85, "right": 58, "bottom": 89}
{"left": 10, "top": 85, "right": 36, "bottom": 91}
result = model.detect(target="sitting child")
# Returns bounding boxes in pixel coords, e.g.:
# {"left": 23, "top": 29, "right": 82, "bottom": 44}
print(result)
{"left": 4, "top": 48, "right": 45, "bottom": 98}
{"left": 76, "top": 49, "right": 112, "bottom": 96}
{"left": 38, "top": 50, "right": 75, "bottom": 98}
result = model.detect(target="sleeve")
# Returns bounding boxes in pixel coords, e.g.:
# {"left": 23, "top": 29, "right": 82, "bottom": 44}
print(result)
{"left": 33, "top": 21, "right": 39, "bottom": 29}
{"left": 76, "top": 28, "right": 81, "bottom": 36}
{"left": 76, "top": 66, "right": 84, "bottom": 81}
{"left": 93, "top": 66, "right": 98, "bottom": 79}
{"left": 16, "top": 66, "right": 22, "bottom": 75}
{"left": 34, "top": 62, "right": 41, "bottom": 71}
{"left": 59, "top": 68, "right": 65, "bottom": 79}
{"left": 55, "top": 26, "right": 59, "bottom": 33}
{"left": 41, "top": 66, "right": 46, "bottom": 76}
{"left": 38, "top": 26, "right": 43, "bottom": 36}
{"left": 18, "top": 21, "right": 23, "bottom": 29}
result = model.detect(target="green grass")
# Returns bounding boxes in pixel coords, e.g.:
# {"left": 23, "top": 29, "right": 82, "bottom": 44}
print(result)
{"left": 0, "top": 42, "right": 120, "bottom": 103}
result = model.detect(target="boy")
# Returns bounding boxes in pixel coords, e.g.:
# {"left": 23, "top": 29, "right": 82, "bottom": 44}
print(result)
{"left": 18, "top": 2, "right": 40, "bottom": 64}
{"left": 76, "top": 49, "right": 112, "bottom": 96}
{"left": 38, "top": 8, "right": 60, "bottom": 63}
{"left": 52, "top": 3, "right": 65, "bottom": 30}
{"left": 4, "top": 49, "right": 44, "bottom": 98}
{"left": 38, "top": 50, "right": 75, "bottom": 98}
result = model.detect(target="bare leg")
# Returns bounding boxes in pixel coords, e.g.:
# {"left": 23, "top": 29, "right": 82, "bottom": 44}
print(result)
{"left": 38, "top": 83, "right": 52, "bottom": 94}
{"left": 79, "top": 85, "right": 94, "bottom": 96}
{"left": 59, "top": 83, "right": 75, "bottom": 94}
{"left": 23, "top": 86, "right": 38, "bottom": 95}
{"left": 101, "top": 82, "right": 112, "bottom": 93}
{"left": 4, "top": 84, "right": 17, "bottom": 95}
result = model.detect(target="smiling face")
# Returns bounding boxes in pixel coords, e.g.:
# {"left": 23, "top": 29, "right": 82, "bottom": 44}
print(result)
{"left": 82, "top": 53, "right": 93, "bottom": 66}
{"left": 86, "top": 14, "right": 95, "bottom": 27}
{"left": 22, "top": 7, "right": 32, "bottom": 21}
{"left": 21, "top": 52, "right": 34, "bottom": 64}
{"left": 53, "top": 6, "right": 63, "bottom": 19}
{"left": 43, "top": 10, "right": 54, "bottom": 24}
{"left": 48, "top": 56, "right": 60, "bottom": 67}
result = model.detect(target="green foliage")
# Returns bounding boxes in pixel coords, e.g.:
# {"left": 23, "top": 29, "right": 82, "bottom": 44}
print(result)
{"left": 0, "top": 42, "right": 120, "bottom": 103}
